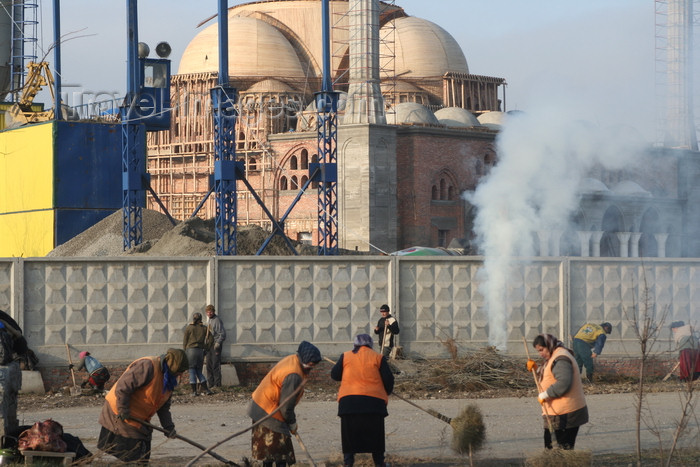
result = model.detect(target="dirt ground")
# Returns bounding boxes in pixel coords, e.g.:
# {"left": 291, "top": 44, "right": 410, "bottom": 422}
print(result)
{"left": 17, "top": 362, "right": 700, "bottom": 466}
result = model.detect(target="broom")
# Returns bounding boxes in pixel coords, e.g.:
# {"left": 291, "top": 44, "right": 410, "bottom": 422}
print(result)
{"left": 324, "top": 357, "right": 485, "bottom": 456}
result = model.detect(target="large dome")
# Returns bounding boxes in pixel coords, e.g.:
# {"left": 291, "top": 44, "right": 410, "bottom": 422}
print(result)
{"left": 380, "top": 16, "right": 468, "bottom": 78}
{"left": 178, "top": 15, "right": 305, "bottom": 78}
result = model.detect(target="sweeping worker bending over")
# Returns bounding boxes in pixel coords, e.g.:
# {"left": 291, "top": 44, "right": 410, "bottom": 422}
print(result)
{"left": 670, "top": 321, "right": 700, "bottom": 381}
{"left": 70, "top": 350, "right": 110, "bottom": 393}
{"left": 572, "top": 322, "right": 612, "bottom": 382}
{"left": 183, "top": 312, "right": 213, "bottom": 396}
{"left": 204, "top": 304, "right": 226, "bottom": 387}
{"left": 373, "top": 304, "right": 399, "bottom": 358}
{"left": 247, "top": 341, "right": 322, "bottom": 467}
{"left": 331, "top": 334, "right": 394, "bottom": 467}
{"left": 529, "top": 334, "right": 588, "bottom": 450}
{"left": 97, "top": 348, "right": 188, "bottom": 463}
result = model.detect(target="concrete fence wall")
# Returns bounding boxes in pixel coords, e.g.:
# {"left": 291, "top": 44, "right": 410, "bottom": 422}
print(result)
{"left": 1, "top": 256, "right": 698, "bottom": 368}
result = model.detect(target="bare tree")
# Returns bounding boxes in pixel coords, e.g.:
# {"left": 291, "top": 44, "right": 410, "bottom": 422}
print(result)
{"left": 623, "top": 271, "right": 667, "bottom": 467}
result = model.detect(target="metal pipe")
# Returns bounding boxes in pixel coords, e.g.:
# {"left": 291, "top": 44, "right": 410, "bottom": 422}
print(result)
{"left": 321, "top": 0, "right": 331, "bottom": 92}
{"left": 218, "top": 0, "right": 228, "bottom": 86}
{"left": 52, "top": 0, "right": 61, "bottom": 119}
{"left": 126, "top": 0, "right": 138, "bottom": 97}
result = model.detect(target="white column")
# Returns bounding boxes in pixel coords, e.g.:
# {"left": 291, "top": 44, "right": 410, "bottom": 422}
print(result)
{"left": 538, "top": 231, "right": 550, "bottom": 256}
{"left": 591, "top": 231, "right": 604, "bottom": 257}
{"left": 629, "top": 232, "right": 642, "bottom": 257}
{"left": 655, "top": 233, "right": 669, "bottom": 258}
{"left": 617, "top": 232, "right": 632, "bottom": 258}
{"left": 577, "top": 231, "right": 592, "bottom": 257}
{"left": 550, "top": 230, "right": 563, "bottom": 256}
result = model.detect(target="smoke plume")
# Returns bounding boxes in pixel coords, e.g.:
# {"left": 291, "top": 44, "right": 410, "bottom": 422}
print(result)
{"left": 466, "top": 104, "right": 645, "bottom": 350}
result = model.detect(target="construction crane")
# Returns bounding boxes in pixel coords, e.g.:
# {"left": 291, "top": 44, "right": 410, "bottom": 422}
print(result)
{"left": 6, "top": 61, "right": 55, "bottom": 126}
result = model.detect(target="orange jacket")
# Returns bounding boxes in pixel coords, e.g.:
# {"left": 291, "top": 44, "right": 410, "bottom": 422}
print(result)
{"left": 105, "top": 356, "right": 171, "bottom": 429}
{"left": 540, "top": 347, "right": 586, "bottom": 416}
{"left": 338, "top": 347, "right": 388, "bottom": 404}
{"left": 251, "top": 354, "right": 305, "bottom": 422}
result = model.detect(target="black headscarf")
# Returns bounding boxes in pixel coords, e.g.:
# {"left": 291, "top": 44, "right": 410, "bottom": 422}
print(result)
{"left": 297, "top": 341, "right": 321, "bottom": 365}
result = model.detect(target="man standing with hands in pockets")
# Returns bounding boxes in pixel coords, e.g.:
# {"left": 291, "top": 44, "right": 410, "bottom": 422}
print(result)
{"left": 204, "top": 304, "right": 226, "bottom": 388}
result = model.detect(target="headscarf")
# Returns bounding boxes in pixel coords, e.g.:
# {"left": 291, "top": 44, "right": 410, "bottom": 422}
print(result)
{"left": 162, "top": 348, "right": 188, "bottom": 393}
{"left": 297, "top": 341, "right": 322, "bottom": 365}
{"left": 192, "top": 312, "right": 203, "bottom": 324}
{"left": 541, "top": 334, "right": 564, "bottom": 355}
{"left": 352, "top": 333, "right": 373, "bottom": 353}
{"left": 79, "top": 351, "right": 89, "bottom": 359}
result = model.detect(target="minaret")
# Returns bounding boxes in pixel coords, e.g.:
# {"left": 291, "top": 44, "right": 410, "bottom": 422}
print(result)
{"left": 342, "top": 0, "right": 386, "bottom": 124}
{"left": 664, "top": 0, "right": 698, "bottom": 149}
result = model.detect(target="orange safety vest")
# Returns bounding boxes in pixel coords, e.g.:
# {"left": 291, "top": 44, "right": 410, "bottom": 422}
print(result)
{"left": 251, "top": 354, "right": 305, "bottom": 422}
{"left": 337, "top": 347, "right": 388, "bottom": 404}
{"left": 105, "top": 356, "right": 172, "bottom": 430}
{"left": 540, "top": 347, "right": 586, "bottom": 416}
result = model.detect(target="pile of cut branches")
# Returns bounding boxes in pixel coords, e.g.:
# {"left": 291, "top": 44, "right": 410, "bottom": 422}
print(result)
{"left": 395, "top": 347, "right": 532, "bottom": 393}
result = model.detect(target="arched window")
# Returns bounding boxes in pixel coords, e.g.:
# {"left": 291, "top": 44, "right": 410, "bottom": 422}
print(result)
{"left": 291, "top": 176, "right": 299, "bottom": 190}
{"left": 301, "top": 175, "right": 309, "bottom": 187}
{"left": 280, "top": 176, "right": 288, "bottom": 191}
{"left": 312, "top": 153, "right": 319, "bottom": 163}
{"left": 301, "top": 149, "right": 309, "bottom": 169}
{"left": 290, "top": 156, "right": 298, "bottom": 170}
{"left": 432, "top": 185, "right": 438, "bottom": 200}
{"left": 440, "top": 179, "right": 446, "bottom": 200}
{"left": 249, "top": 157, "right": 257, "bottom": 171}
{"left": 448, "top": 186, "right": 455, "bottom": 200}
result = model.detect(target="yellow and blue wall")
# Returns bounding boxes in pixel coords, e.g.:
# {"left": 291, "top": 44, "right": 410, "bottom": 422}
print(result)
{"left": 0, "top": 120, "right": 122, "bottom": 257}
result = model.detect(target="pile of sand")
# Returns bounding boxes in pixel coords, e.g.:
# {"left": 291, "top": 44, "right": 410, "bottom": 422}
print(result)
{"left": 48, "top": 209, "right": 321, "bottom": 257}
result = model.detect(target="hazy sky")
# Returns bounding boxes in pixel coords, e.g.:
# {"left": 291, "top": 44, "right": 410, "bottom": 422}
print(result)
{"left": 37, "top": 1, "right": 666, "bottom": 139}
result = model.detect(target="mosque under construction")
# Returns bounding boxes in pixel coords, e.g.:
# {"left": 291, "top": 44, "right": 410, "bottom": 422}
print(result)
{"left": 0, "top": 0, "right": 699, "bottom": 259}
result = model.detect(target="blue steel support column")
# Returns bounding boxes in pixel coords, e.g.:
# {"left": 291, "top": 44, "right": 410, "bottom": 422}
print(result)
{"left": 212, "top": 0, "right": 239, "bottom": 255}
{"left": 122, "top": 0, "right": 144, "bottom": 250}
{"left": 316, "top": 0, "right": 339, "bottom": 255}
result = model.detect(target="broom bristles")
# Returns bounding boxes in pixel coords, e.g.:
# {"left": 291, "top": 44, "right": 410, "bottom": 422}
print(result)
{"left": 449, "top": 404, "right": 486, "bottom": 455}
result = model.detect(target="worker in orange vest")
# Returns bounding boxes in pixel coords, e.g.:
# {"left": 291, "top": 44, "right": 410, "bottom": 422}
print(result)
{"left": 331, "top": 334, "right": 394, "bottom": 467}
{"left": 97, "top": 348, "right": 188, "bottom": 463}
{"left": 247, "top": 341, "right": 322, "bottom": 467}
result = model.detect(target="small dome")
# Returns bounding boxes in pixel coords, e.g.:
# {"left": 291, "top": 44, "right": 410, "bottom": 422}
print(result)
{"left": 243, "top": 79, "right": 295, "bottom": 94}
{"left": 612, "top": 180, "right": 651, "bottom": 197}
{"left": 387, "top": 102, "right": 439, "bottom": 125}
{"left": 579, "top": 178, "right": 610, "bottom": 194}
{"left": 380, "top": 16, "right": 468, "bottom": 78}
{"left": 477, "top": 111, "right": 505, "bottom": 129}
{"left": 434, "top": 107, "right": 480, "bottom": 128}
{"left": 178, "top": 16, "right": 304, "bottom": 78}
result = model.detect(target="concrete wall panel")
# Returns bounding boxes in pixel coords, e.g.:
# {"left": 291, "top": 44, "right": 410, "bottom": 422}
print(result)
{"left": 23, "top": 259, "right": 209, "bottom": 364}
{"left": 217, "top": 257, "right": 391, "bottom": 359}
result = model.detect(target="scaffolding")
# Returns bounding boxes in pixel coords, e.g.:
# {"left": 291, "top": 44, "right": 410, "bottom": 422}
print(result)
{"left": 655, "top": 0, "right": 699, "bottom": 149}
{"left": 9, "top": 0, "right": 38, "bottom": 102}
{"left": 332, "top": 0, "right": 399, "bottom": 116}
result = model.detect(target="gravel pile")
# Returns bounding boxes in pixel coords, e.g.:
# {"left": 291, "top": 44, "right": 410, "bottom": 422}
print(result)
{"left": 47, "top": 209, "right": 325, "bottom": 257}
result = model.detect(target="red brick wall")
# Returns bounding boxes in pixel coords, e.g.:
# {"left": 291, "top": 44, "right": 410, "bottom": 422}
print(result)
{"left": 39, "top": 357, "right": 674, "bottom": 393}
{"left": 395, "top": 127, "right": 496, "bottom": 247}
{"left": 40, "top": 361, "right": 337, "bottom": 392}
